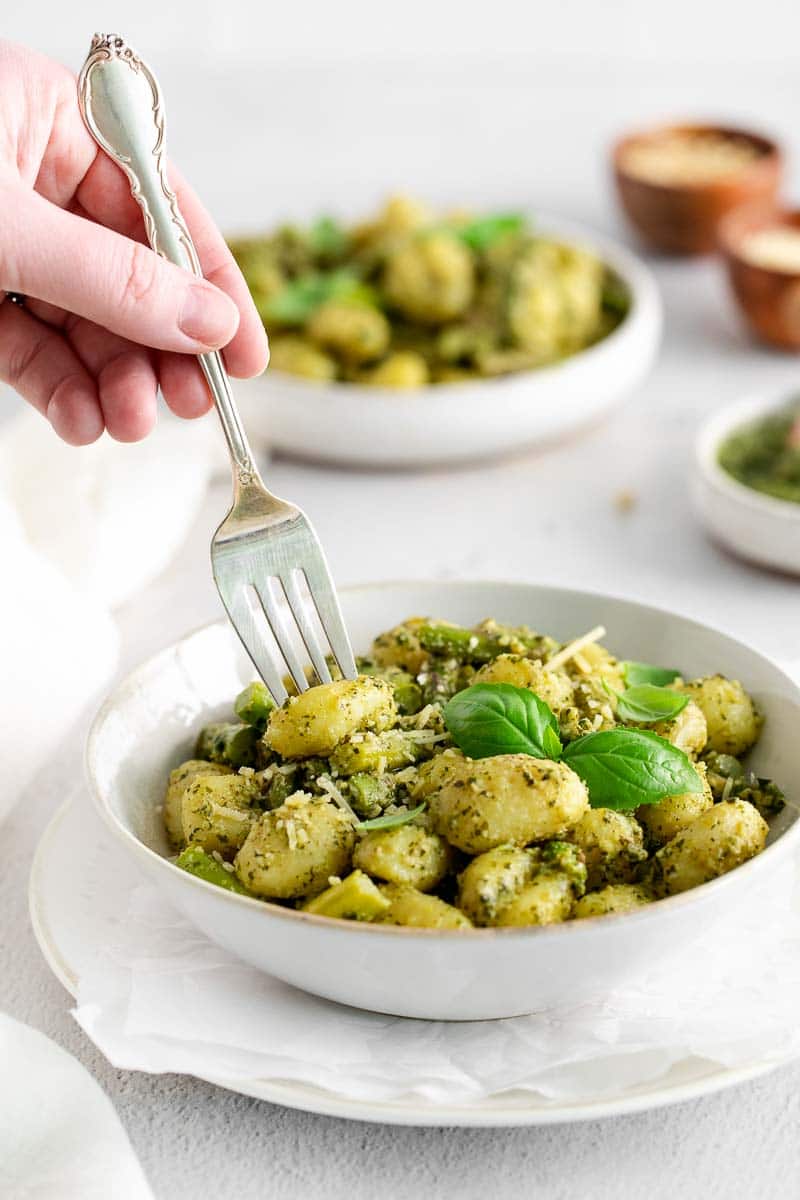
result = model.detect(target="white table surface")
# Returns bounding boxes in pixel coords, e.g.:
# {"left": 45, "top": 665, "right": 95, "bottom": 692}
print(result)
{"left": 3, "top": 53, "right": 800, "bottom": 1200}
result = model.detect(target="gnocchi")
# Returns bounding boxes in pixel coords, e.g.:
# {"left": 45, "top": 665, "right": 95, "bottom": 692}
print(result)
{"left": 163, "top": 615, "right": 783, "bottom": 932}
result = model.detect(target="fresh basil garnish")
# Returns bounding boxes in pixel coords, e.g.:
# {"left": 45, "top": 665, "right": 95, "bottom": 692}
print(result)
{"left": 610, "top": 683, "right": 689, "bottom": 725}
{"left": 308, "top": 216, "right": 347, "bottom": 259}
{"left": 456, "top": 213, "right": 525, "bottom": 252}
{"left": 444, "top": 684, "right": 562, "bottom": 760}
{"left": 356, "top": 803, "right": 426, "bottom": 832}
{"left": 263, "top": 270, "right": 374, "bottom": 324}
{"left": 443, "top": 682, "right": 702, "bottom": 811}
{"left": 562, "top": 729, "right": 703, "bottom": 811}
{"left": 621, "top": 661, "right": 681, "bottom": 688}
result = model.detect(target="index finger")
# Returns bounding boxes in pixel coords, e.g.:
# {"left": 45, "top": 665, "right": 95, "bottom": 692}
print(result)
{"left": 76, "top": 154, "right": 268, "bottom": 379}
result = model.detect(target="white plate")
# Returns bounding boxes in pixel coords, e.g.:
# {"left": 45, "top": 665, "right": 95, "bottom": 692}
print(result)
{"left": 29, "top": 793, "right": 787, "bottom": 1126}
{"left": 237, "top": 217, "right": 662, "bottom": 467}
{"left": 693, "top": 391, "right": 800, "bottom": 575}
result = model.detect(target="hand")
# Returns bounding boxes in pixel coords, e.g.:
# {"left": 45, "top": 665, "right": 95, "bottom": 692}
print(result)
{"left": 0, "top": 41, "right": 269, "bottom": 444}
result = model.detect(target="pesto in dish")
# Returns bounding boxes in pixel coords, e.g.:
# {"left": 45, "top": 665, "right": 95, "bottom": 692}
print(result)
{"left": 163, "top": 618, "right": 783, "bottom": 928}
{"left": 228, "top": 197, "right": 630, "bottom": 388}
{"left": 718, "top": 399, "right": 800, "bottom": 504}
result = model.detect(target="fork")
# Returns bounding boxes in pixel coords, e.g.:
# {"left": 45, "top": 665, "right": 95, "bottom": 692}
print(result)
{"left": 77, "top": 34, "right": 357, "bottom": 704}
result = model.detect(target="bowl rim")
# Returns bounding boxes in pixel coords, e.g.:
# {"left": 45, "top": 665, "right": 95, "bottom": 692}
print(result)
{"left": 86, "top": 579, "right": 800, "bottom": 942}
{"left": 612, "top": 121, "right": 783, "bottom": 194}
{"left": 695, "top": 390, "right": 800, "bottom": 523}
{"left": 245, "top": 213, "right": 661, "bottom": 404}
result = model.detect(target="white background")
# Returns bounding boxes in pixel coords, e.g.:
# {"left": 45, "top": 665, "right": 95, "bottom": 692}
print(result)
{"left": 4, "top": 3, "right": 800, "bottom": 1199}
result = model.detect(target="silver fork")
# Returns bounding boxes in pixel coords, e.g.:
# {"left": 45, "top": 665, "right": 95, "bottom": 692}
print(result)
{"left": 78, "top": 34, "right": 357, "bottom": 704}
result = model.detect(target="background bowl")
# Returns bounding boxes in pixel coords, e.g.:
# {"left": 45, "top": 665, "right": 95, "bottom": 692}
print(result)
{"left": 693, "top": 392, "right": 800, "bottom": 573}
{"left": 719, "top": 205, "right": 800, "bottom": 348}
{"left": 86, "top": 581, "right": 800, "bottom": 1021}
{"left": 236, "top": 218, "right": 661, "bottom": 468}
{"left": 613, "top": 123, "right": 782, "bottom": 255}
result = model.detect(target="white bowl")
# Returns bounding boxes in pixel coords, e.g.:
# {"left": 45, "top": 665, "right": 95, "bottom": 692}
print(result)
{"left": 693, "top": 392, "right": 800, "bottom": 575}
{"left": 237, "top": 218, "right": 662, "bottom": 467}
{"left": 87, "top": 581, "right": 800, "bottom": 1021}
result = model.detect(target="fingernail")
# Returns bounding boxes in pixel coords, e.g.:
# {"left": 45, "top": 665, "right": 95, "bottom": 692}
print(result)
{"left": 179, "top": 284, "right": 239, "bottom": 348}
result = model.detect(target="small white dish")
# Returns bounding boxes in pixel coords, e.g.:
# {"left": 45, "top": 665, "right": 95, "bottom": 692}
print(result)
{"left": 85, "top": 581, "right": 800, "bottom": 1022}
{"left": 28, "top": 789, "right": 794, "bottom": 1127}
{"left": 237, "top": 218, "right": 662, "bottom": 467}
{"left": 693, "top": 392, "right": 800, "bottom": 574}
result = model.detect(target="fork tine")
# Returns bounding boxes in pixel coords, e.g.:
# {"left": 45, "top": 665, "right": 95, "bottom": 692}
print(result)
{"left": 254, "top": 579, "right": 310, "bottom": 695}
{"left": 281, "top": 569, "right": 333, "bottom": 685}
{"left": 220, "top": 587, "right": 290, "bottom": 706}
{"left": 301, "top": 560, "right": 358, "bottom": 680}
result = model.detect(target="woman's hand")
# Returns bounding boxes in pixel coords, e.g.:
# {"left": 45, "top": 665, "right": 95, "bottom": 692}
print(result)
{"left": 0, "top": 41, "right": 269, "bottom": 444}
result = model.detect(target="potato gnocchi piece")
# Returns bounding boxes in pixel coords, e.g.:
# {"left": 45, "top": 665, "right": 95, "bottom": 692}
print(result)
{"left": 652, "top": 798, "right": 768, "bottom": 897}
{"left": 570, "top": 808, "right": 647, "bottom": 889}
{"left": 265, "top": 675, "right": 397, "bottom": 758}
{"left": 651, "top": 700, "right": 708, "bottom": 759}
{"left": 637, "top": 762, "right": 714, "bottom": 847}
{"left": 565, "top": 641, "right": 626, "bottom": 693}
{"left": 430, "top": 754, "right": 589, "bottom": 854}
{"left": 494, "top": 843, "right": 587, "bottom": 927}
{"left": 680, "top": 676, "right": 763, "bottom": 757}
{"left": 409, "top": 749, "right": 466, "bottom": 800}
{"left": 378, "top": 883, "right": 472, "bottom": 929}
{"left": 354, "top": 825, "right": 453, "bottom": 892}
{"left": 383, "top": 231, "right": 475, "bottom": 324}
{"left": 307, "top": 300, "right": 390, "bottom": 364}
{"left": 458, "top": 845, "right": 538, "bottom": 926}
{"left": 473, "top": 655, "right": 575, "bottom": 714}
{"left": 181, "top": 772, "right": 261, "bottom": 858}
{"left": 573, "top": 884, "right": 654, "bottom": 919}
{"left": 234, "top": 793, "right": 356, "bottom": 899}
{"left": 163, "top": 759, "right": 233, "bottom": 847}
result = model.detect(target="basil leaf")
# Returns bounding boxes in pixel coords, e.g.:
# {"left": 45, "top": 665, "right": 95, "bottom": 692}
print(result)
{"left": 562, "top": 729, "right": 703, "bottom": 811}
{"left": 614, "top": 684, "right": 689, "bottom": 724}
{"left": 263, "top": 270, "right": 372, "bottom": 324}
{"left": 621, "top": 660, "right": 681, "bottom": 688}
{"left": 457, "top": 213, "right": 526, "bottom": 252}
{"left": 308, "top": 215, "right": 347, "bottom": 259}
{"left": 356, "top": 803, "right": 426, "bottom": 832}
{"left": 444, "top": 684, "right": 562, "bottom": 760}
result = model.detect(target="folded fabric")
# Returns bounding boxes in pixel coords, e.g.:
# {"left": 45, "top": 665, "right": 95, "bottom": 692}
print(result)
{"left": 0, "top": 1014, "right": 153, "bottom": 1200}
{"left": 0, "top": 403, "right": 218, "bottom": 824}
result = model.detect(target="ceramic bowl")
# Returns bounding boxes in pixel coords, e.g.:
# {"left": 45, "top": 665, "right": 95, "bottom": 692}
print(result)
{"left": 693, "top": 393, "right": 800, "bottom": 574}
{"left": 719, "top": 205, "right": 800, "bottom": 349}
{"left": 613, "top": 123, "right": 782, "bottom": 256}
{"left": 235, "top": 217, "right": 661, "bottom": 467}
{"left": 87, "top": 581, "right": 800, "bottom": 1021}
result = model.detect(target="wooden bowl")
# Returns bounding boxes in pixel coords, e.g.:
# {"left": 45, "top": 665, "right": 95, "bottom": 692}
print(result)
{"left": 720, "top": 206, "right": 800, "bottom": 349}
{"left": 613, "top": 123, "right": 782, "bottom": 255}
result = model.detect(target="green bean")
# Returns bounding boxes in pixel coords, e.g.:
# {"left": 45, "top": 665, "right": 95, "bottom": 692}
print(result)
{"left": 233, "top": 682, "right": 274, "bottom": 732}
{"left": 347, "top": 772, "right": 397, "bottom": 819}
{"left": 175, "top": 845, "right": 251, "bottom": 895}
{"left": 195, "top": 722, "right": 260, "bottom": 768}
{"left": 416, "top": 623, "right": 502, "bottom": 664}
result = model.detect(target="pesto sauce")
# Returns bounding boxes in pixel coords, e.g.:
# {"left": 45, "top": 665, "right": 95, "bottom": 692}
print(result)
{"left": 718, "top": 400, "right": 800, "bottom": 504}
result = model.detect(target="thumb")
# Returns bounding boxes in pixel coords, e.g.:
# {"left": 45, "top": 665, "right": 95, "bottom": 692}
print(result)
{"left": 1, "top": 183, "right": 240, "bottom": 353}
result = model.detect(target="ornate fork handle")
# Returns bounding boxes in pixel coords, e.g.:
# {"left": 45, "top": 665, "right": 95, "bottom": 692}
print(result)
{"left": 77, "top": 34, "right": 261, "bottom": 493}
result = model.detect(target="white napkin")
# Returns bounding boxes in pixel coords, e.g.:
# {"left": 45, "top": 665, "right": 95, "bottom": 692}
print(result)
{"left": 0, "top": 1015, "right": 153, "bottom": 1200}
{"left": 0, "top": 404, "right": 218, "bottom": 824}
{"left": 73, "top": 861, "right": 800, "bottom": 1105}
